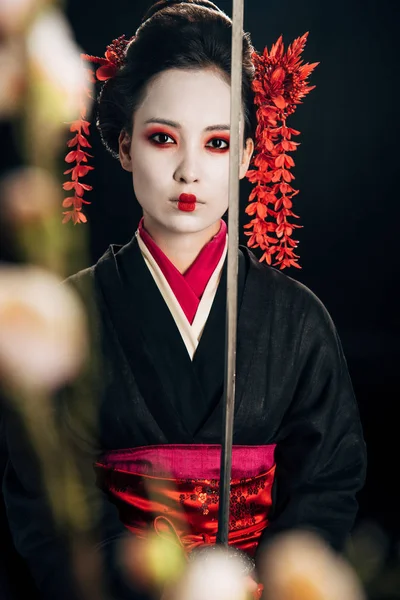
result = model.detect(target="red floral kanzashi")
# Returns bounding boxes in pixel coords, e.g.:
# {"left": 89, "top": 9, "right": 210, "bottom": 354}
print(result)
{"left": 245, "top": 33, "right": 318, "bottom": 269}
{"left": 62, "top": 36, "right": 133, "bottom": 225}
{"left": 81, "top": 35, "right": 132, "bottom": 81}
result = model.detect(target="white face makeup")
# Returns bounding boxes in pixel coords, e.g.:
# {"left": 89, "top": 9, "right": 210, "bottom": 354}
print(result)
{"left": 119, "top": 68, "right": 253, "bottom": 237}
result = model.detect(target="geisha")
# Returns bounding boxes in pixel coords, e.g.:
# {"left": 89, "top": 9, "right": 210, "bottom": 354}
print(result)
{"left": 3, "top": 1, "right": 367, "bottom": 599}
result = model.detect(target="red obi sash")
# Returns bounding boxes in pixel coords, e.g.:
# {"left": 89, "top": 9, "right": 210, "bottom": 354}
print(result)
{"left": 95, "top": 444, "right": 276, "bottom": 557}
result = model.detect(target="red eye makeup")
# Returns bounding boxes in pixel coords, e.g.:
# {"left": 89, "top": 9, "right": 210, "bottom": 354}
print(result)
{"left": 205, "top": 134, "right": 230, "bottom": 153}
{"left": 145, "top": 126, "right": 177, "bottom": 147}
{"left": 142, "top": 126, "right": 230, "bottom": 152}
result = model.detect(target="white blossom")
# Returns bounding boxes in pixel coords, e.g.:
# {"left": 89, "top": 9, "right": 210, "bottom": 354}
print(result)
{"left": 0, "top": 265, "right": 87, "bottom": 391}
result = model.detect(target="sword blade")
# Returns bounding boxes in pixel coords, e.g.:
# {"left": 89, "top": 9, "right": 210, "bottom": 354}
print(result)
{"left": 217, "top": 0, "right": 245, "bottom": 547}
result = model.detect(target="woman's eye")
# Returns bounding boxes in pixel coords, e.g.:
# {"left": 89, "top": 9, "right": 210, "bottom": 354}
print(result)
{"left": 206, "top": 138, "right": 229, "bottom": 150}
{"left": 150, "top": 133, "right": 175, "bottom": 145}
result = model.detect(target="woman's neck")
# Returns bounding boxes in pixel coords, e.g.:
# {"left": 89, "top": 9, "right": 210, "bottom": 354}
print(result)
{"left": 142, "top": 217, "right": 221, "bottom": 274}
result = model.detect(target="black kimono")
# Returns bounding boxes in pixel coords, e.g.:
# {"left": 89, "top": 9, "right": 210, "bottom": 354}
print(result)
{"left": 3, "top": 234, "right": 367, "bottom": 599}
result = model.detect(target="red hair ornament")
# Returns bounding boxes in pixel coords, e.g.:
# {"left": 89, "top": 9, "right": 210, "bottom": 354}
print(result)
{"left": 245, "top": 33, "right": 318, "bottom": 269}
{"left": 62, "top": 36, "right": 133, "bottom": 225}
{"left": 61, "top": 33, "right": 318, "bottom": 271}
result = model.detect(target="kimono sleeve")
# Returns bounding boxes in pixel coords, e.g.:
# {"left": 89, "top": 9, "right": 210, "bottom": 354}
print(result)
{"left": 259, "top": 291, "right": 367, "bottom": 554}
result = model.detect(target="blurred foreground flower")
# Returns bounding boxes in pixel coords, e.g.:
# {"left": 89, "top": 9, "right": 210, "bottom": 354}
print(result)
{"left": 0, "top": 264, "right": 87, "bottom": 391}
{"left": 0, "top": 166, "right": 64, "bottom": 272}
{"left": 27, "top": 6, "right": 89, "bottom": 123}
{"left": 346, "top": 520, "right": 389, "bottom": 586}
{"left": 0, "top": 0, "right": 39, "bottom": 36}
{"left": 119, "top": 531, "right": 186, "bottom": 595}
{"left": 120, "top": 535, "right": 258, "bottom": 600}
{"left": 0, "top": 38, "right": 25, "bottom": 118}
{"left": 0, "top": 166, "right": 61, "bottom": 225}
{"left": 25, "top": 6, "right": 92, "bottom": 165}
{"left": 0, "top": 165, "right": 90, "bottom": 275}
{"left": 259, "top": 531, "right": 365, "bottom": 600}
{"left": 174, "top": 547, "right": 250, "bottom": 600}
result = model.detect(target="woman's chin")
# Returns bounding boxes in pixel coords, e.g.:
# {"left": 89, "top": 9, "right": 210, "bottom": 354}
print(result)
{"left": 149, "top": 213, "right": 221, "bottom": 236}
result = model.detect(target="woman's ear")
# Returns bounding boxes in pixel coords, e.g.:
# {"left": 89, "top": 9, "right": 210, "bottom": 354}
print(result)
{"left": 239, "top": 137, "right": 254, "bottom": 179}
{"left": 119, "top": 130, "right": 133, "bottom": 172}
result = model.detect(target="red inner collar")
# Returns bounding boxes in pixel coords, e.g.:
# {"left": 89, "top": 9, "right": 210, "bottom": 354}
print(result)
{"left": 138, "top": 218, "right": 227, "bottom": 324}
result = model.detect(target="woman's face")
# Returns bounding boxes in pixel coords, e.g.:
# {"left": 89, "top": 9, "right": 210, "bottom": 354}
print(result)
{"left": 119, "top": 68, "right": 253, "bottom": 236}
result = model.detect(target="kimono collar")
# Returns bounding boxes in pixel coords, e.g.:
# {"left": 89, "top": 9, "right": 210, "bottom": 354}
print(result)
{"left": 137, "top": 218, "right": 227, "bottom": 324}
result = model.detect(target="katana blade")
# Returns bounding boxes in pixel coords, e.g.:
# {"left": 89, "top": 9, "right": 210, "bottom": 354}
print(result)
{"left": 217, "top": 0, "right": 245, "bottom": 547}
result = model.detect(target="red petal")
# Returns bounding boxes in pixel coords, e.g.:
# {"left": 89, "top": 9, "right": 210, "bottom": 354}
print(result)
{"left": 245, "top": 203, "right": 258, "bottom": 215}
{"left": 285, "top": 155, "right": 295, "bottom": 168}
{"left": 271, "top": 67, "right": 286, "bottom": 84}
{"left": 65, "top": 151, "right": 77, "bottom": 163}
{"left": 69, "top": 121, "right": 79, "bottom": 132}
{"left": 62, "top": 212, "right": 72, "bottom": 224}
{"left": 80, "top": 121, "right": 91, "bottom": 135}
{"left": 77, "top": 134, "right": 91, "bottom": 147}
{"left": 67, "top": 135, "right": 79, "bottom": 148}
{"left": 299, "top": 62, "right": 319, "bottom": 78}
{"left": 76, "top": 165, "right": 94, "bottom": 177}
{"left": 283, "top": 197, "right": 293, "bottom": 209}
{"left": 96, "top": 63, "right": 117, "bottom": 81}
{"left": 76, "top": 149, "right": 93, "bottom": 162}
{"left": 289, "top": 260, "right": 301, "bottom": 269}
{"left": 69, "top": 119, "right": 91, "bottom": 134}
{"left": 75, "top": 182, "right": 93, "bottom": 196}
{"left": 78, "top": 212, "right": 88, "bottom": 223}
{"left": 246, "top": 170, "right": 262, "bottom": 183}
{"left": 282, "top": 169, "right": 294, "bottom": 182}
{"left": 256, "top": 203, "right": 267, "bottom": 219}
{"left": 272, "top": 95, "right": 287, "bottom": 109}
{"left": 265, "top": 138, "right": 274, "bottom": 152}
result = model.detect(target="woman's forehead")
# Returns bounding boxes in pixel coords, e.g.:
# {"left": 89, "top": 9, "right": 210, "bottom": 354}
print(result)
{"left": 135, "top": 68, "right": 232, "bottom": 129}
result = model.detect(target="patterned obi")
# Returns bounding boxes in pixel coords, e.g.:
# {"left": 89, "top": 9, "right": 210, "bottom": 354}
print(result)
{"left": 95, "top": 444, "right": 276, "bottom": 557}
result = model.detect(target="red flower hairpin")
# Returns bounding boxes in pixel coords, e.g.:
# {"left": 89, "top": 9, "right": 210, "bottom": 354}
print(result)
{"left": 81, "top": 35, "right": 132, "bottom": 81}
{"left": 245, "top": 33, "right": 319, "bottom": 269}
{"left": 62, "top": 36, "right": 132, "bottom": 225}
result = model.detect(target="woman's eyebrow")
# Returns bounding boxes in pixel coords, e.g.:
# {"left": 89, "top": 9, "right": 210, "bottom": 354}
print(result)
{"left": 144, "top": 118, "right": 230, "bottom": 132}
{"left": 204, "top": 124, "right": 230, "bottom": 132}
{"left": 144, "top": 118, "right": 180, "bottom": 128}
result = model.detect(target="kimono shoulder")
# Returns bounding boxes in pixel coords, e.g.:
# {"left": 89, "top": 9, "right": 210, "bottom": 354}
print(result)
{"left": 62, "top": 245, "right": 120, "bottom": 336}
{"left": 242, "top": 246, "right": 340, "bottom": 348}
{"left": 64, "top": 262, "right": 97, "bottom": 298}
{"left": 64, "top": 243, "right": 122, "bottom": 296}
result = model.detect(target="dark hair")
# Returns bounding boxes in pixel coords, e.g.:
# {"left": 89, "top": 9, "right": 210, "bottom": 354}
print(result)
{"left": 96, "top": 0, "right": 256, "bottom": 158}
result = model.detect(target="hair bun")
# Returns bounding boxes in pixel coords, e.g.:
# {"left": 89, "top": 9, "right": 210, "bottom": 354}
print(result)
{"left": 141, "top": 0, "right": 222, "bottom": 23}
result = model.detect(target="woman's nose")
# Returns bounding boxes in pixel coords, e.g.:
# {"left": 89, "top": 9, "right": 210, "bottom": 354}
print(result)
{"left": 173, "top": 151, "right": 200, "bottom": 184}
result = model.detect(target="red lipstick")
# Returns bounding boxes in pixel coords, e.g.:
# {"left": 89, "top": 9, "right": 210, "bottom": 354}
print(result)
{"left": 178, "top": 193, "right": 197, "bottom": 212}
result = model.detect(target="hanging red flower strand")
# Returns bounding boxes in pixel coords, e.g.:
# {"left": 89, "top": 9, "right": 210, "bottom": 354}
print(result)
{"left": 62, "top": 36, "right": 132, "bottom": 225}
{"left": 245, "top": 33, "right": 319, "bottom": 269}
{"left": 62, "top": 112, "right": 93, "bottom": 224}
